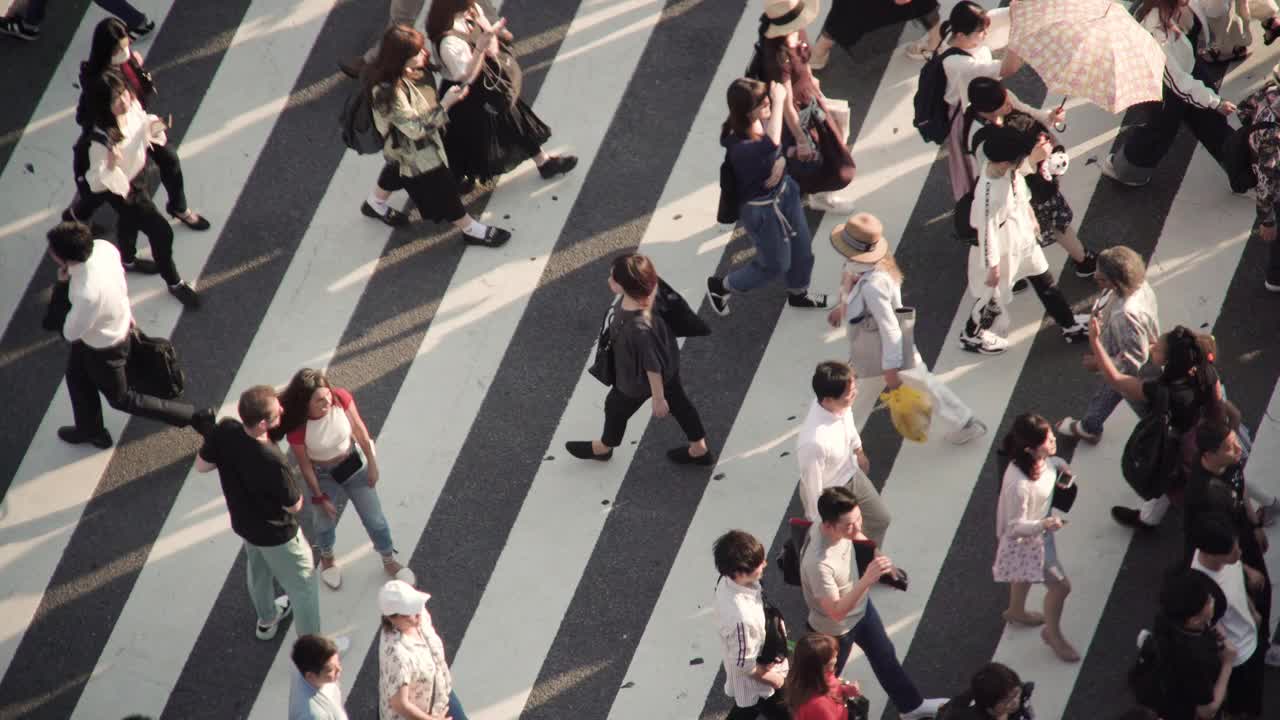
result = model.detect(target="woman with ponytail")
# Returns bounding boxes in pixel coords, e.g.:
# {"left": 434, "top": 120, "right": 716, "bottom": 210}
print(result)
{"left": 1100, "top": 0, "right": 1237, "bottom": 187}
{"left": 939, "top": 1, "right": 1022, "bottom": 202}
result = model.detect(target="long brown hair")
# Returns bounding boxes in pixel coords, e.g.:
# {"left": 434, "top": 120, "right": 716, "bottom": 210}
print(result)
{"left": 426, "top": 0, "right": 474, "bottom": 44}
{"left": 723, "top": 78, "right": 767, "bottom": 139}
{"left": 272, "top": 368, "right": 332, "bottom": 442}
{"left": 611, "top": 254, "right": 658, "bottom": 303}
{"left": 1136, "top": 0, "right": 1183, "bottom": 32}
{"left": 876, "top": 255, "right": 905, "bottom": 286}
{"left": 364, "top": 24, "right": 427, "bottom": 110}
{"left": 784, "top": 633, "right": 839, "bottom": 712}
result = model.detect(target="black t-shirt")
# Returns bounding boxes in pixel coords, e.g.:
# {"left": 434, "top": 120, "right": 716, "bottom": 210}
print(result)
{"left": 1143, "top": 378, "right": 1204, "bottom": 434}
{"left": 1183, "top": 461, "right": 1247, "bottom": 561}
{"left": 1152, "top": 628, "right": 1220, "bottom": 720}
{"left": 610, "top": 308, "right": 679, "bottom": 400}
{"left": 199, "top": 418, "right": 301, "bottom": 547}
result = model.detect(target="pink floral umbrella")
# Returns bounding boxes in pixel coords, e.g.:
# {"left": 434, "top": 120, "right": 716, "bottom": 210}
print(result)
{"left": 1009, "top": 0, "right": 1165, "bottom": 115}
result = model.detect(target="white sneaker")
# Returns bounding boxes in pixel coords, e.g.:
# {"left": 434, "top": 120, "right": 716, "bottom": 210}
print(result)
{"left": 1099, "top": 152, "right": 1149, "bottom": 187}
{"left": 333, "top": 635, "right": 352, "bottom": 655}
{"left": 808, "top": 192, "right": 855, "bottom": 214}
{"left": 945, "top": 417, "right": 987, "bottom": 445}
{"left": 1061, "top": 316, "right": 1089, "bottom": 343}
{"left": 901, "top": 697, "right": 947, "bottom": 719}
{"left": 255, "top": 595, "right": 292, "bottom": 640}
{"left": 959, "top": 329, "right": 1009, "bottom": 355}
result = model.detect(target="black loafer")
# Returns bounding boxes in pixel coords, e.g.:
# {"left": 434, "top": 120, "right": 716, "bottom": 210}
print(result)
{"left": 538, "top": 155, "right": 578, "bottom": 179}
{"left": 565, "top": 441, "right": 612, "bottom": 461}
{"left": 57, "top": 426, "right": 113, "bottom": 449}
{"left": 168, "top": 281, "right": 201, "bottom": 308}
{"left": 167, "top": 207, "right": 211, "bottom": 231}
{"left": 122, "top": 258, "right": 160, "bottom": 275}
{"left": 666, "top": 447, "right": 717, "bottom": 466}
{"left": 1111, "top": 506, "right": 1157, "bottom": 530}
{"left": 464, "top": 226, "right": 511, "bottom": 248}
{"left": 361, "top": 201, "right": 409, "bottom": 227}
{"left": 128, "top": 19, "right": 155, "bottom": 40}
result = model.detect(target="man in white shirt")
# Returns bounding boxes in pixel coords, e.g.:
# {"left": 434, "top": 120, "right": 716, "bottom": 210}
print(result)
{"left": 1189, "top": 512, "right": 1266, "bottom": 718}
{"left": 290, "top": 634, "right": 350, "bottom": 720}
{"left": 712, "top": 530, "right": 788, "bottom": 720}
{"left": 796, "top": 361, "right": 891, "bottom": 544}
{"left": 47, "top": 222, "right": 213, "bottom": 448}
{"left": 800, "top": 487, "right": 945, "bottom": 720}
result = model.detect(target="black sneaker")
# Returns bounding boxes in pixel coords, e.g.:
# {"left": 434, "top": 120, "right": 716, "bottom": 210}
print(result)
{"left": 538, "top": 155, "right": 578, "bottom": 179}
{"left": 1266, "top": 277, "right": 1280, "bottom": 293}
{"left": 1111, "top": 506, "right": 1157, "bottom": 530}
{"left": 565, "top": 441, "right": 612, "bottom": 461}
{"left": 128, "top": 19, "right": 155, "bottom": 41}
{"left": 462, "top": 226, "right": 511, "bottom": 248}
{"left": 1073, "top": 252, "right": 1098, "bottom": 278}
{"left": 1011, "top": 278, "right": 1029, "bottom": 294}
{"left": 667, "top": 447, "right": 717, "bottom": 466}
{"left": 122, "top": 258, "right": 160, "bottom": 275}
{"left": 0, "top": 17, "right": 39, "bottom": 40}
{"left": 57, "top": 425, "right": 113, "bottom": 449}
{"left": 255, "top": 596, "right": 293, "bottom": 640}
{"left": 361, "top": 201, "right": 409, "bottom": 227}
{"left": 787, "top": 291, "right": 829, "bottom": 309}
{"left": 706, "top": 276, "right": 730, "bottom": 316}
{"left": 168, "top": 281, "right": 201, "bottom": 308}
{"left": 1061, "top": 314, "right": 1090, "bottom": 343}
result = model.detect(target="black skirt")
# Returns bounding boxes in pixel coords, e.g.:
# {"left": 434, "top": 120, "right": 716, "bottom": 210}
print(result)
{"left": 823, "top": 0, "right": 939, "bottom": 46}
{"left": 441, "top": 72, "right": 551, "bottom": 183}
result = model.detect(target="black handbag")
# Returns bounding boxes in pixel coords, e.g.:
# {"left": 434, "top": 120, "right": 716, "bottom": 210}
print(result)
{"left": 845, "top": 694, "right": 871, "bottom": 720}
{"left": 756, "top": 594, "right": 789, "bottom": 665}
{"left": 330, "top": 450, "right": 364, "bottom": 484}
{"left": 587, "top": 304, "right": 617, "bottom": 387}
{"left": 854, "top": 539, "right": 909, "bottom": 592}
{"left": 1051, "top": 473, "right": 1078, "bottom": 512}
{"left": 655, "top": 278, "right": 710, "bottom": 338}
{"left": 43, "top": 280, "right": 72, "bottom": 333}
{"left": 125, "top": 328, "right": 186, "bottom": 399}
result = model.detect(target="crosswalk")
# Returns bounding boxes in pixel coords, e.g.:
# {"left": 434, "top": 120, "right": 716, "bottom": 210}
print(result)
{"left": 2, "top": 1, "right": 1279, "bottom": 719}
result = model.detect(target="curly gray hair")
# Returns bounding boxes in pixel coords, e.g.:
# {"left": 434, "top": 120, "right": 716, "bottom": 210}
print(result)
{"left": 1096, "top": 246, "right": 1146, "bottom": 297}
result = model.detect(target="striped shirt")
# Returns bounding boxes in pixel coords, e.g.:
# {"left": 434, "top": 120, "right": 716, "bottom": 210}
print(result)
{"left": 714, "top": 576, "right": 783, "bottom": 707}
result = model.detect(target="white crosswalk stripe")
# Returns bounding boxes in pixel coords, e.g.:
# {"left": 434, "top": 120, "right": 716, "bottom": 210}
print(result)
{"left": 1, "top": 1, "right": 1279, "bottom": 719}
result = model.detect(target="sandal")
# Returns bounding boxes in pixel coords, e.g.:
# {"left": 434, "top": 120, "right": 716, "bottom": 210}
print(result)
{"left": 463, "top": 226, "right": 512, "bottom": 248}
{"left": 1054, "top": 417, "right": 1100, "bottom": 445}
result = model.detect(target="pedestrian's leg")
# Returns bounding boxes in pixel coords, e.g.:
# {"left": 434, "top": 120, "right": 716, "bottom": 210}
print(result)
{"left": 259, "top": 531, "right": 321, "bottom": 636}
{"left": 663, "top": 376, "right": 709, "bottom": 454}
{"left": 947, "top": 106, "right": 976, "bottom": 201}
{"left": 90, "top": 336, "right": 197, "bottom": 427}
{"left": 1267, "top": 221, "right": 1280, "bottom": 289}
{"left": 1003, "top": 582, "right": 1043, "bottom": 625}
{"left": 906, "top": 358, "right": 972, "bottom": 429}
{"left": 92, "top": 0, "right": 148, "bottom": 28}
{"left": 344, "top": 463, "right": 396, "bottom": 556}
{"left": 756, "top": 692, "right": 790, "bottom": 720}
{"left": 149, "top": 144, "right": 188, "bottom": 215}
{"left": 114, "top": 200, "right": 143, "bottom": 265}
{"left": 832, "top": 628, "right": 858, "bottom": 677}
{"left": 446, "top": 691, "right": 470, "bottom": 720}
{"left": 243, "top": 542, "right": 282, "bottom": 626}
{"left": 364, "top": 0, "right": 427, "bottom": 61}
{"left": 1115, "top": 96, "right": 1184, "bottom": 182}
{"left": 132, "top": 193, "right": 181, "bottom": 286}
{"left": 1080, "top": 384, "right": 1125, "bottom": 437}
{"left": 1041, "top": 575, "right": 1079, "bottom": 661}
{"left": 725, "top": 202, "right": 788, "bottom": 293}
{"left": 779, "top": 181, "right": 815, "bottom": 293}
{"left": 1026, "top": 271, "right": 1078, "bottom": 328}
{"left": 1184, "top": 103, "right": 1234, "bottom": 170}
{"left": 1054, "top": 225, "right": 1087, "bottom": 264}
{"left": 68, "top": 182, "right": 109, "bottom": 224}
{"left": 23, "top": 0, "right": 47, "bottom": 25}
{"left": 845, "top": 470, "right": 891, "bottom": 549}
{"left": 312, "top": 471, "right": 342, "bottom": 560}
{"left": 65, "top": 342, "right": 107, "bottom": 432}
{"left": 1139, "top": 495, "right": 1171, "bottom": 525}
{"left": 850, "top": 601, "right": 925, "bottom": 712}
{"left": 599, "top": 387, "right": 644, "bottom": 452}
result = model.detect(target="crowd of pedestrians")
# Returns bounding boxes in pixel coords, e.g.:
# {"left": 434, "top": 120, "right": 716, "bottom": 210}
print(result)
{"left": 14, "top": 0, "right": 1280, "bottom": 718}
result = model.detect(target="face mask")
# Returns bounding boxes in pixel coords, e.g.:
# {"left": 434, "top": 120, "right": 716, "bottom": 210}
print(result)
{"left": 111, "top": 46, "right": 129, "bottom": 65}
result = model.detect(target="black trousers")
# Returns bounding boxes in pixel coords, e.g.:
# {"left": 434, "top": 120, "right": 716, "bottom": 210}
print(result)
{"left": 76, "top": 164, "right": 181, "bottom": 286}
{"left": 71, "top": 143, "right": 188, "bottom": 218}
{"left": 601, "top": 374, "right": 706, "bottom": 447}
{"left": 375, "top": 162, "right": 466, "bottom": 224}
{"left": 1120, "top": 80, "right": 1231, "bottom": 173}
{"left": 66, "top": 337, "right": 196, "bottom": 433}
{"left": 965, "top": 270, "right": 1076, "bottom": 335}
{"left": 725, "top": 692, "right": 789, "bottom": 720}
{"left": 822, "top": 0, "right": 938, "bottom": 46}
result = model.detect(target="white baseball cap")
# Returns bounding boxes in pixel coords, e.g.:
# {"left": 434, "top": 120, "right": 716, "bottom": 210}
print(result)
{"left": 378, "top": 580, "right": 431, "bottom": 617}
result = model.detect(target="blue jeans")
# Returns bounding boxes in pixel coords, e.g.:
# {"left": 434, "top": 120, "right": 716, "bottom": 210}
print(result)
{"left": 1080, "top": 384, "right": 1124, "bottom": 436}
{"left": 25, "top": 0, "right": 148, "bottom": 27}
{"left": 312, "top": 447, "right": 395, "bottom": 557}
{"left": 726, "top": 177, "right": 814, "bottom": 294}
{"left": 448, "top": 691, "right": 468, "bottom": 720}
{"left": 824, "top": 600, "right": 924, "bottom": 714}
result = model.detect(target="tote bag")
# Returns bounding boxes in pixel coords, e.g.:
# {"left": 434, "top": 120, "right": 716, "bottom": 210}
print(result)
{"left": 848, "top": 308, "right": 917, "bottom": 379}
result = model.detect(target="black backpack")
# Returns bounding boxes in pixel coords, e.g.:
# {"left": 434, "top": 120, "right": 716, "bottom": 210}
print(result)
{"left": 913, "top": 46, "right": 969, "bottom": 144}
{"left": 339, "top": 84, "right": 384, "bottom": 155}
{"left": 1222, "top": 121, "right": 1277, "bottom": 193}
{"left": 126, "top": 328, "right": 186, "bottom": 399}
{"left": 1121, "top": 384, "right": 1184, "bottom": 500}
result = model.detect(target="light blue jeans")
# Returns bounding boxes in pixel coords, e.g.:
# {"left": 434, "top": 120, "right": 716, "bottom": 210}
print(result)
{"left": 726, "top": 176, "right": 815, "bottom": 294}
{"left": 311, "top": 447, "right": 395, "bottom": 558}
{"left": 448, "top": 691, "right": 468, "bottom": 720}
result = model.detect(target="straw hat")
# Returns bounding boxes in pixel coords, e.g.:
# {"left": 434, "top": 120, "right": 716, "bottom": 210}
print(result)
{"left": 830, "top": 213, "right": 888, "bottom": 263}
{"left": 762, "top": 0, "right": 819, "bottom": 39}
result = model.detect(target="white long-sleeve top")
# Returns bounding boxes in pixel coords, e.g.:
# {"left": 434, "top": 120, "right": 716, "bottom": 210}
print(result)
{"left": 995, "top": 458, "right": 1064, "bottom": 540}
{"left": 84, "top": 99, "right": 167, "bottom": 196}
{"left": 796, "top": 399, "right": 862, "bottom": 522}
{"left": 942, "top": 45, "right": 1002, "bottom": 111}
{"left": 1141, "top": 4, "right": 1221, "bottom": 110}
{"left": 843, "top": 266, "right": 906, "bottom": 371}
{"left": 63, "top": 240, "right": 132, "bottom": 349}
{"left": 434, "top": 5, "right": 491, "bottom": 83}
{"left": 971, "top": 160, "right": 1038, "bottom": 272}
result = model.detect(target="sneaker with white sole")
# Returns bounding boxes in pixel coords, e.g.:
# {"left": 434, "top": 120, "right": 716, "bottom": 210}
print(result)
{"left": 1099, "top": 153, "right": 1149, "bottom": 187}
{"left": 901, "top": 697, "right": 947, "bottom": 719}
{"left": 0, "top": 16, "right": 39, "bottom": 40}
{"left": 255, "top": 596, "right": 292, "bottom": 640}
{"left": 1266, "top": 278, "right": 1280, "bottom": 293}
{"left": 1055, "top": 416, "right": 1100, "bottom": 444}
{"left": 333, "top": 635, "right": 352, "bottom": 655}
{"left": 903, "top": 42, "right": 933, "bottom": 61}
{"left": 1061, "top": 315, "right": 1089, "bottom": 343}
{"left": 945, "top": 417, "right": 987, "bottom": 445}
{"left": 959, "top": 329, "right": 1009, "bottom": 354}
{"left": 807, "top": 192, "right": 855, "bottom": 214}
{"left": 706, "top": 276, "right": 731, "bottom": 316}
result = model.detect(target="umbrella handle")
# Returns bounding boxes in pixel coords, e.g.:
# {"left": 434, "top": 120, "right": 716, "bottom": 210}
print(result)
{"left": 1053, "top": 96, "right": 1067, "bottom": 133}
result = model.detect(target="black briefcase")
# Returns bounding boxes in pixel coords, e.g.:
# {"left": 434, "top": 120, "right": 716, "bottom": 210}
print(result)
{"left": 126, "top": 328, "right": 186, "bottom": 399}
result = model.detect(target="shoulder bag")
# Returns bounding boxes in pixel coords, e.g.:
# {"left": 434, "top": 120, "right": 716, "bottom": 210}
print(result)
{"left": 845, "top": 275, "right": 917, "bottom": 379}
{"left": 655, "top": 278, "right": 710, "bottom": 338}
{"left": 125, "top": 327, "right": 186, "bottom": 399}
{"left": 587, "top": 301, "right": 618, "bottom": 387}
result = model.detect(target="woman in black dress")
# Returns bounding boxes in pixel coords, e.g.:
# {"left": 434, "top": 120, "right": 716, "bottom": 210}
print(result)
{"left": 810, "top": 0, "right": 943, "bottom": 69}
{"left": 425, "top": 0, "right": 577, "bottom": 185}
{"left": 566, "top": 254, "right": 715, "bottom": 466}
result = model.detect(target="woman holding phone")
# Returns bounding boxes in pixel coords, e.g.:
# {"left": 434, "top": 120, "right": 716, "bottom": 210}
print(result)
{"left": 275, "top": 369, "right": 414, "bottom": 590}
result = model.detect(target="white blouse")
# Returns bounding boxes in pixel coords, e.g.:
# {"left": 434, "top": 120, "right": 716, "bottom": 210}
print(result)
{"left": 843, "top": 267, "right": 906, "bottom": 371}
{"left": 85, "top": 99, "right": 166, "bottom": 196}
{"left": 995, "top": 459, "right": 1064, "bottom": 539}
{"left": 303, "top": 405, "right": 352, "bottom": 462}
{"left": 435, "top": 5, "right": 491, "bottom": 82}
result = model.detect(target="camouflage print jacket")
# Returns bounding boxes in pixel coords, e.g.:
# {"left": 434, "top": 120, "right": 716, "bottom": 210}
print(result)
{"left": 1242, "top": 83, "right": 1280, "bottom": 224}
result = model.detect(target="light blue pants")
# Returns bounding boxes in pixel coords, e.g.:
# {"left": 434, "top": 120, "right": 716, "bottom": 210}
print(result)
{"left": 311, "top": 447, "right": 395, "bottom": 558}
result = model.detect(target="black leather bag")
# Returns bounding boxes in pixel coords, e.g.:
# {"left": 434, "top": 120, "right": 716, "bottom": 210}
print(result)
{"left": 125, "top": 328, "right": 186, "bottom": 399}
{"left": 756, "top": 594, "right": 789, "bottom": 665}
{"left": 655, "top": 278, "right": 710, "bottom": 338}
{"left": 330, "top": 450, "right": 364, "bottom": 484}
{"left": 1051, "top": 474, "right": 1078, "bottom": 512}
{"left": 587, "top": 304, "right": 617, "bottom": 387}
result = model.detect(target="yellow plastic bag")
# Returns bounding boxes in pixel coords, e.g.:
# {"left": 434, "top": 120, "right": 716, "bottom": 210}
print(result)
{"left": 880, "top": 385, "right": 933, "bottom": 443}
